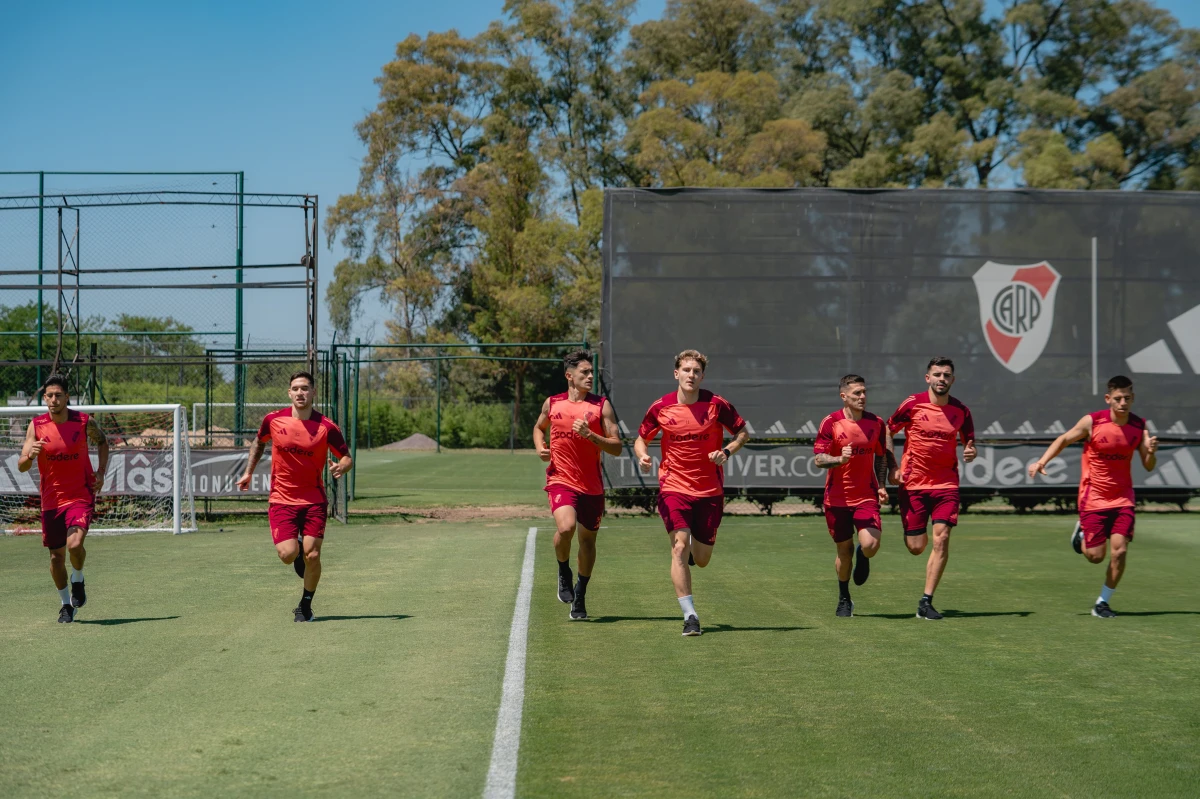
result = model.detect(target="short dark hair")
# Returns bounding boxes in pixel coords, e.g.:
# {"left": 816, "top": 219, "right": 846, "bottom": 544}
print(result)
{"left": 839, "top": 374, "right": 866, "bottom": 390}
{"left": 927, "top": 357, "right": 955, "bottom": 373}
{"left": 288, "top": 370, "right": 315, "bottom": 387}
{"left": 563, "top": 350, "right": 593, "bottom": 371}
{"left": 42, "top": 375, "right": 69, "bottom": 395}
{"left": 1107, "top": 375, "right": 1133, "bottom": 393}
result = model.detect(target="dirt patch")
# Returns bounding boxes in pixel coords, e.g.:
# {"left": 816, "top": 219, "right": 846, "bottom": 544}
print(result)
{"left": 377, "top": 433, "right": 438, "bottom": 451}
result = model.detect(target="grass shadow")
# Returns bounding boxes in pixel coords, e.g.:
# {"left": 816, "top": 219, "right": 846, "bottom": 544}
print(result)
{"left": 1076, "top": 610, "right": 1200, "bottom": 617}
{"left": 855, "top": 610, "right": 1033, "bottom": 619}
{"left": 311, "top": 614, "right": 412, "bottom": 623}
{"left": 587, "top": 616, "right": 681, "bottom": 624}
{"left": 702, "top": 624, "right": 808, "bottom": 634}
{"left": 76, "top": 616, "right": 180, "bottom": 626}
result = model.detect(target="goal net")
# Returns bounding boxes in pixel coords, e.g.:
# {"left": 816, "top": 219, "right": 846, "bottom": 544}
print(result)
{"left": 0, "top": 404, "right": 197, "bottom": 535}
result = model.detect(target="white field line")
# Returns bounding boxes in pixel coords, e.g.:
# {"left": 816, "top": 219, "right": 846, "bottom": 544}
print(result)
{"left": 483, "top": 526, "right": 537, "bottom": 799}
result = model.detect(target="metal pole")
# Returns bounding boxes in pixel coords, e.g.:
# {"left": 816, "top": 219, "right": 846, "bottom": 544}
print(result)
{"left": 173, "top": 405, "right": 182, "bottom": 535}
{"left": 37, "top": 172, "right": 44, "bottom": 389}
{"left": 89, "top": 342, "right": 97, "bottom": 404}
{"left": 351, "top": 337, "right": 360, "bottom": 499}
{"left": 234, "top": 172, "right": 245, "bottom": 444}
{"left": 1091, "top": 237, "right": 1098, "bottom": 396}
{"left": 509, "top": 400, "right": 515, "bottom": 452}
{"left": 436, "top": 353, "right": 442, "bottom": 454}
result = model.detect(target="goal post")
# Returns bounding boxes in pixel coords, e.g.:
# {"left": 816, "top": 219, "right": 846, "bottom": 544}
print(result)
{"left": 0, "top": 404, "right": 196, "bottom": 535}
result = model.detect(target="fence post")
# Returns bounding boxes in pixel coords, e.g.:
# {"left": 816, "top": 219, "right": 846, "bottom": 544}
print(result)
{"left": 509, "top": 400, "right": 515, "bottom": 452}
{"left": 88, "top": 342, "right": 97, "bottom": 404}
{"left": 351, "top": 337, "right": 360, "bottom": 499}
{"left": 435, "top": 352, "right": 442, "bottom": 454}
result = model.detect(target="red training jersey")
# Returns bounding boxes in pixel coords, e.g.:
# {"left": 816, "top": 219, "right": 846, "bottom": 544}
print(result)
{"left": 815, "top": 410, "right": 885, "bottom": 508}
{"left": 887, "top": 393, "right": 974, "bottom": 490}
{"left": 544, "top": 392, "right": 607, "bottom": 496}
{"left": 33, "top": 410, "right": 95, "bottom": 510}
{"left": 1079, "top": 410, "right": 1144, "bottom": 511}
{"left": 257, "top": 409, "right": 349, "bottom": 505}
{"left": 638, "top": 390, "right": 746, "bottom": 498}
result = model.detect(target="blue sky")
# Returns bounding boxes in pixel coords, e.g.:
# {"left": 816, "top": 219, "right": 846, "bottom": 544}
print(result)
{"left": 2, "top": 0, "right": 1195, "bottom": 345}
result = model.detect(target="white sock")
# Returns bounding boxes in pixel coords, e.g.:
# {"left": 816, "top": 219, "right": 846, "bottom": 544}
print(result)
{"left": 58, "top": 586, "right": 71, "bottom": 605}
{"left": 71, "top": 568, "right": 84, "bottom": 583}
{"left": 678, "top": 594, "right": 696, "bottom": 620}
{"left": 1098, "top": 585, "right": 1115, "bottom": 605}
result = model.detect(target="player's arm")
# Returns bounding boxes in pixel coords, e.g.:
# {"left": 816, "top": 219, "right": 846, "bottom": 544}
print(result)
{"left": 86, "top": 417, "right": 109, "bottom": 493}
{"left": 812, "top": 417, "right": 849, "bottom": 469}
{"left": 17, "top": 420, "right": 41, "bottom": 472}
{"left": 330, "top": 452, "right": 354, "bottom": 479}
{"left": 533, "top": 398, "right": 551, "bottom": 462}
{"left": 633, "top": 435, "right": 655, "bottom": 473}
{"left": 1137, "top": 429, "right": 1158, "bottom": 472}
{"left": 711, "top": 426, "right": 750, "bottom": 466}
{"left": 960, "top": 408, "right": 977, "bottom": 463}
{"left": 237, "top": 434, "right": 268, "bottom": 491}
{"left": 884, "top": 400, "right": 912, "bottom": 485}
{"left": 1028, "top": 414, "right": 1092, "bottom": 478}
{"left": 575, "top": 400, "right": 623, "bottom": 457}
{"left": 327, "top": 426, "right": 354, "bottom": 479}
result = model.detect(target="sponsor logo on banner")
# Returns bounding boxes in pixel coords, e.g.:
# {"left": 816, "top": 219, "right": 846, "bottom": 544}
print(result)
{"left": 972, "top": 260, "right": 1061, "bottom": 373}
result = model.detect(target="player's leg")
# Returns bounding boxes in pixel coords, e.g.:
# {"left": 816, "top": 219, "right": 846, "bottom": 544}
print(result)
{"left": 569, "top": 524, "right": 597, "bottom": 620}
{"left": 834, "top": 537, "right": 854, "bottom": 617}
{"left": 900, "top": 489, "right": 929, "bottom": 555}
{"left": 1091, "top": 510, "right": 1132, "bottom": 617}
{"left": 66, "top": 525, "right": 88, "bottom": 609}
{"left": 688, "top": 497, "right": 721, "bottom": 569}
{"left": 923, "top": 522, "right": 952, "bottom": 596}
{"left": 270, "top": 503, "right": 305, "bottom": 577}
{"left": 852, "top": 504, "right": 882, "bottom": 587}
{"left": 668, "top": 527, "right": 701, "bottom": 636}
{"left": 42, "top": 510, "right": 74, "bottom": 622}
{"left": 294, "top": 506, "right": 327, "bottom": 622}
{"left": 917, "top": 492, "right": 958, "bottom": 620}
{"left": 551, "top": 503, "right": 579, "bottom": 604}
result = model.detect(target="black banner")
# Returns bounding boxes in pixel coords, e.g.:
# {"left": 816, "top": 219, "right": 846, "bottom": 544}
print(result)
{"left": 603, "top": 189, "right": 1200, "bottom": 441}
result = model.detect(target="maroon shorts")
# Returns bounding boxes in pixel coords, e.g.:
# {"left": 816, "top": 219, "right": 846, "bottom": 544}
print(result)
{"left": 1079, "top": 507, "right": 1135, "bottom": 549}
{"left": 41, "top": 502, "right": 93, "bottom": 549}
{"left": 899, "top": 488, "right": 959, "bottom": 533}
{"left": 824, "top": 502, "right": 882, "bottom": 543}
{"left": 268, "top": 503, "right": 327, "bottom": 544}
{"left": 657, "top": 492, "right": 723, "bottom": 546}
{"left": 546, "top": 485, "right": 604, "bottom": 531}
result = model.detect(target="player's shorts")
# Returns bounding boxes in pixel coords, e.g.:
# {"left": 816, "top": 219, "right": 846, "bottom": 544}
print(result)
{"left": 657, "top": 492, "right": 723, "bottom": 546}
{"left": 546, "top": 485, "right": 604, "bottom": 531}
{"left": 41, "top": 501, "right": 93, "bottom": 549}
{"left": 899, "top": 488, "right": 959, "bottom": 534}
{"left": 268, "top": 503, "right": 328, "bottom": 544}
{"left": 824, "top": 502, "right": 882, "bottom": 543}
{"left": 1079, "top": 507, "right": 1135, "bottom": 549}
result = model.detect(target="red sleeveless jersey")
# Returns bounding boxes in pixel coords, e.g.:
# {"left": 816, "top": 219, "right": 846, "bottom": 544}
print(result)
{"left": 638, "top": 390, "right": 746, "bottom": 498}
{"left": 1079, "top": 410, "right": 1144, "bottom": 511}
{"left": 257, "top": 409, "right": 349, "bottom": 505}
{"left": 815, "top": 409, "right": 886, "bottom": 508}
{"left": 544, "top": 392, "right": 607, "bottom": 496}
{"left": 33, "top": 410, "right": 95, "bottom": 510}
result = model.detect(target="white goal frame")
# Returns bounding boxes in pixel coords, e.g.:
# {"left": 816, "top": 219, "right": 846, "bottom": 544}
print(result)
{"left": 0, "top": 404, "right": 196, "bottom": 535}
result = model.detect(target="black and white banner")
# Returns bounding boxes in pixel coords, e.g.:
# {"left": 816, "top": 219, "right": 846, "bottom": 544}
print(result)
{"left": 603, "top": 443, "right": 1200, "bottom": 490}
{"left": 0, "top": 449, "right": 273, "bottom": 497}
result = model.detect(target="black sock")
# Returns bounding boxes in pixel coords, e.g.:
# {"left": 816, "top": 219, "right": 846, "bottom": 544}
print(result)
{"left": 576, "top": 574, "right": 590, "bottom": 593}
{"left": 922, "top": 593, "right": 933, "bottom": 603}
{"left": 558, "top": 559, "right": 571, "bottom": 576}
{"left": 301, "top": 588, "right": 315, "bottom": 608}
{"left": 838, "top": 580, "right": 850, "bottom": 599}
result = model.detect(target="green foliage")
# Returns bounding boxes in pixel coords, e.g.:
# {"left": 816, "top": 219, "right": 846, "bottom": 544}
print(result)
{"left": 359, "top": 401, "right": 518, "bottom": 449}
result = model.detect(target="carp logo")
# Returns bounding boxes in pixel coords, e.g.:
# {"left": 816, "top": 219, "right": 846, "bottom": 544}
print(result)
{"left": 973, "top": 260, "right": 1061, "bottom": 374}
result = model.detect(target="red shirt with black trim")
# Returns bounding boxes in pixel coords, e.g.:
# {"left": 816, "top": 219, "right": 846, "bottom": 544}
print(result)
{"left": 1079, "top": 410, "right": 1144, "bottom": 511}
{"left": 637, "top": 390, "right": 746, "bottom": 498}
{"left": 33, "top": 410, "right": 95, "bottom": 510}
{"left": 544, "top": 392, "right": 607, "bottom": 496}
{"left": 886, "top": 394, "right": 974, "bottom": 490}
{"left": 257, "top": 409, "right": 349, "bottom": 505}
{"left": 814, "top": 409, "right": 885, "bottom": 508}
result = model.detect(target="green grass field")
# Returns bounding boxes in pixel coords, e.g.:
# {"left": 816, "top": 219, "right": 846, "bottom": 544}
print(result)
{"left": 350, "top": 449, "right": 549, "bottom": 509}
{"left": 3, "top": 511, "right": 1199, "bottom": 797}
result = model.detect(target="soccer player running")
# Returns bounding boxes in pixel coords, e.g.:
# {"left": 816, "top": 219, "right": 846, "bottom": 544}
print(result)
{"left": 633, "top": 350, "right": 749, "bottom": 637}
{"left": 533, "top": 350, "right": 623, "bottom": 621}
{"left": 814, "top": 375, "right": 891, "bottom": 617}
{"left": 237, "top": 370, "right": 352, "bottom": 622}
{"left": 885, "top": 357, "right": 976, "bottom": 621}
{"left": 17, "top": 375, "right": 109, "bottom": 623}
{"left": 1027, "top": 375, "right": 1157, "bottom": 618}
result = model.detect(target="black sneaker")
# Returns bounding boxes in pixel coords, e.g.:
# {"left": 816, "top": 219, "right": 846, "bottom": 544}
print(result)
{"left": 293, "top": 550, "right": 306, "bottom": 578}
{"left": 1092, "top": 601, "right": 1117, "bottom": 618}
{"left": 836, "top": 595, "right": 854, "bottom": 617}
{"left": 852, "top": 545, "right": 870, "bottom": 586}
{"left": 557, "top": 569, "right": 575, "bottom": 604}
{"left": 58, "top": 604, "right": 75, "bottom": 623}
{"left": 70, "top": 580, "right": 87, "bottom": 609}
{"left": 1070, "top": 521, "right": 1083, "bottom": 555}
{"left": 682, "top": 615, "right": 702, "bottom": 636}
{"left": 569, "top": 591, "right": 588, "bottom": 620}
{"left": 917, "top": 597, "right": 943, "bottom": 620}
{"left": 293, "top": 605, "right": 314, "bottom": 622}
